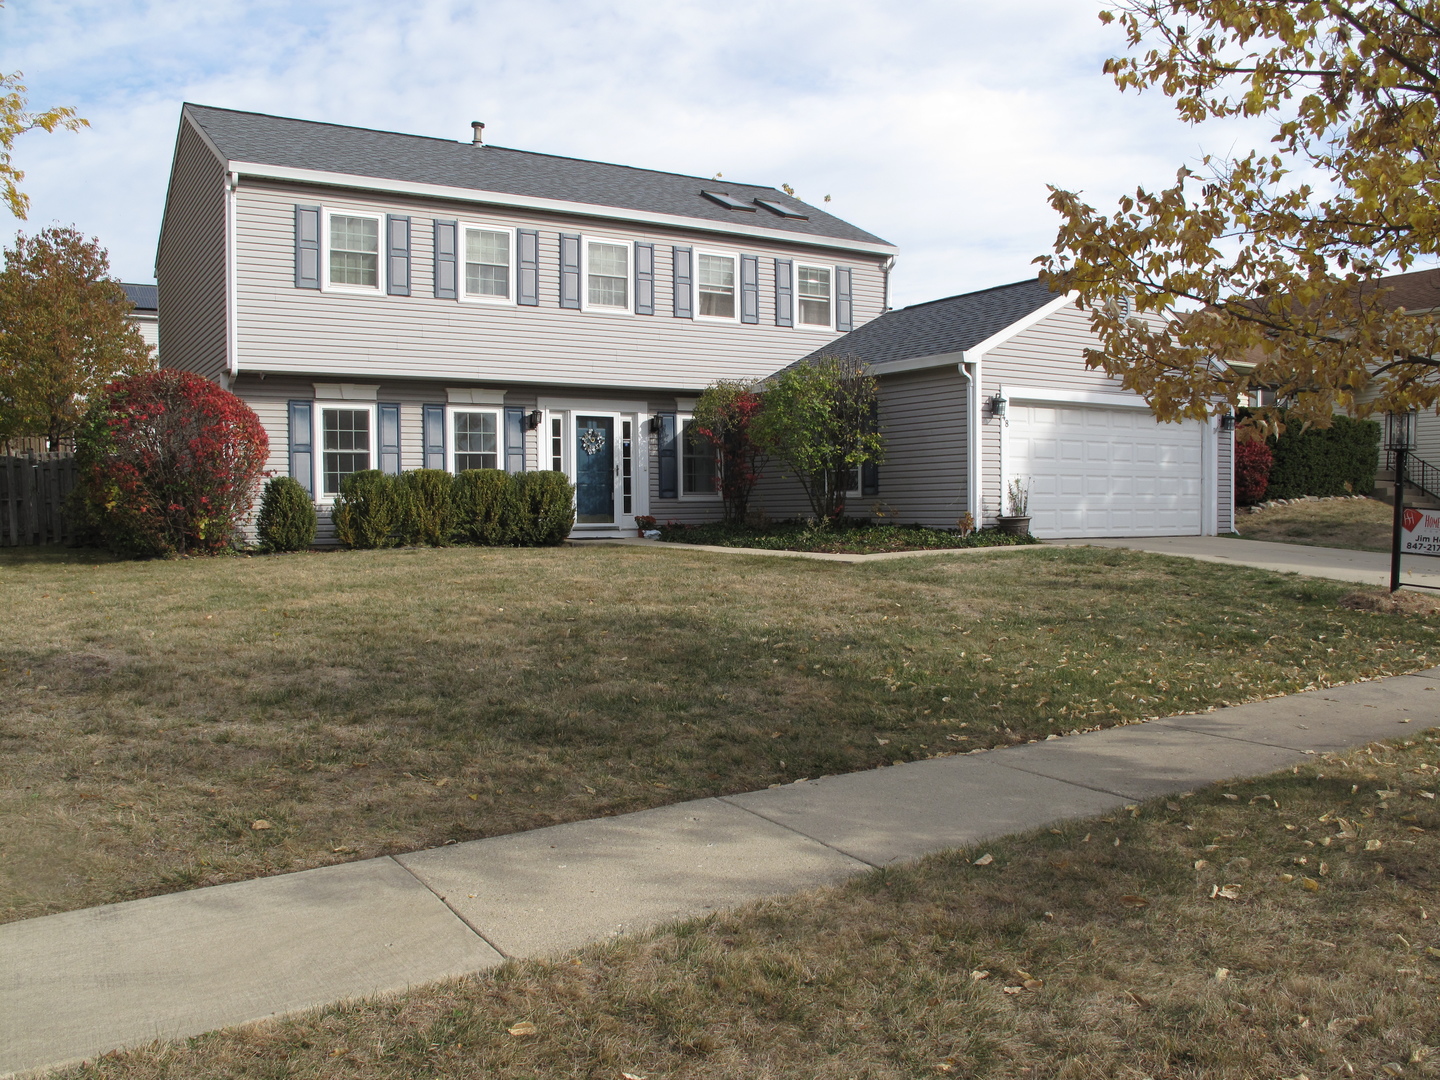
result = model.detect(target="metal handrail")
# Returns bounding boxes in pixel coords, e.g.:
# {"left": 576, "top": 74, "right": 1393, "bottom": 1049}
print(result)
{"left": 1385, "top": 448, "right": 1440, "bottom": 502}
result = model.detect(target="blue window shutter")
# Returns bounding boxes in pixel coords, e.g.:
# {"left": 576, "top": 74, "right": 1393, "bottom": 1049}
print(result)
{"left": 774, "top": 258, "right": 794, "bottom": 327}
{"left": 433, "top": 220, "right": 458, "bottom": 300}
{"left": 294, "top": 206, "right": 321, "bottom": 289}
{"left": 836, "top": 266, "right": 854, "bottom": 332}
{"left": 386, "top": 216, "right": 410, "bottom": 296}
{"left": 740, "top": 254, "right": 759, "bottom": 324}
{"left": 634, "top": 242, "right": 655, "bottom": 316}
{"left": 657, "top": 413, "right": 678, "bottom": 498}
{"left": 378, "top": 403, "right": 401, "bottom": 475}
{"left": 423, "top": 404, "right": 446, "bottom": 470}
{"left": 517, "top": 229, "right": 539, "bottom": 306}
{"left": 672, "top": 247, "right": 693, "bottom": 319}
{"left": 288, "top": 400, "right": 314, "bottom": 496}
{"left": 505, "top": 407, "right": 526, "bottom": 474}
{"left": 559, "top": 233, "right": 581, "bottom": 309}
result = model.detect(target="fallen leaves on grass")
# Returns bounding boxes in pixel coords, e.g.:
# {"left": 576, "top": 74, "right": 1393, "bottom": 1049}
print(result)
{"left": 973, "top": 853, "right": 995, "bottom": 866}
{"left": 250, "top": 820, "right": 271, "bottom": 831}
{"left": 1118, "top": 894, "right": 1149, "bottom": 908}
{"left": 507, "top": 1021, "right": 537, "bottom": 1037}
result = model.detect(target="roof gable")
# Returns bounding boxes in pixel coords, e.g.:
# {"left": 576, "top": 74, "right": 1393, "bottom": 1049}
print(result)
{"left": 183, "top": 104, "right": 891, "bottom": 249}
{"left": 799, "top": 277, "right": 1060, "bottom": 368}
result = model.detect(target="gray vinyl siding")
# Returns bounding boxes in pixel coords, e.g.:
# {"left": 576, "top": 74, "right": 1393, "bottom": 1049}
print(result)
{"left": 871, "top": 367, "right": 968, "bottom": 527}
{"left": 1217, "top": 429, "right": 1235, "bottom": 532}
{"left": 156, "top": 119, "right": 228, "bottom": 381}
{"left": 232, "top": 180, "right": 886, "bottom": 392}
{"left": 1416, "top": 411, "right": 1440, "bottom": 465}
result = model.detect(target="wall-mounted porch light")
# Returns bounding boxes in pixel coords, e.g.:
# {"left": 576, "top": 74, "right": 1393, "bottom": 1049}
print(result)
{"left": 1218, "top": 413, "right": 1236, "bottom": 432}
{"left": 989, "top": 393, "right": 1008, "bottom": 420}
{"left": 525, "top": 409, "right": 543, "bottom": 431}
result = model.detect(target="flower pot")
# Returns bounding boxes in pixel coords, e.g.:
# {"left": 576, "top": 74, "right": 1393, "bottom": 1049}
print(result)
{"left": 996, "top": 515, "right": 1031, "bottom": 536}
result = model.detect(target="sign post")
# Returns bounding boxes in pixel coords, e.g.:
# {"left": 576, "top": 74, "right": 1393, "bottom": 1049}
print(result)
{"left": 1391, "top": 445, "right": 1406, "bottom": 593}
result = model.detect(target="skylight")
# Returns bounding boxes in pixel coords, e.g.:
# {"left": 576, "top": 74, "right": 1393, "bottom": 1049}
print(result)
{"left": 700, "top": 190, "right": 756, "bottom": 211}
{"left": 754, "top": 199, "right": 809, "bottom": 219}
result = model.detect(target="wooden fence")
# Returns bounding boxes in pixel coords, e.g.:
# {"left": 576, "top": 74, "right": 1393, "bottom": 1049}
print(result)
{"left": 1, "top": 452, "right": 80, "bottom": 547}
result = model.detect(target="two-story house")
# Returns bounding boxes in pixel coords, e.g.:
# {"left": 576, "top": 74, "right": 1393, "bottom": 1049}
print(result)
{"left": 155, "top": 104, "right": 897, "bottom": 536}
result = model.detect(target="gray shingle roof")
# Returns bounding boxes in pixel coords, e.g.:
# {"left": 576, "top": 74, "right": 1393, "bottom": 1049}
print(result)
{"left": 799, "top": 276, "right": 1059, "bottom": 368}
{"left": 183, "top": 104, "right": 892, "bottom": 249}
{"left": 120, "top": 282, "right": 158, "bottom": 311}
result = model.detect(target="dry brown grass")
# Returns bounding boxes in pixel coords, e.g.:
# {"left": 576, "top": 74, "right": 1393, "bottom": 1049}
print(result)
{"left": 61, "top": 734, "right": 1440, "bottom": 1079}
{"left": 1341, "top": 589, "right": 1440, "bottom": 616}
{"left": 1236, "top": 497, "right": 1395, "bottom": 552}
{"left": 2, "top": 544, "right": 1437, "bottom": 925}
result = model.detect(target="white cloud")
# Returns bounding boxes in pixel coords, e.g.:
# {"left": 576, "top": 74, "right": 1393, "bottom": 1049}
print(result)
{"left": 5, "top": 0, "right": 1280, "bottom": 306}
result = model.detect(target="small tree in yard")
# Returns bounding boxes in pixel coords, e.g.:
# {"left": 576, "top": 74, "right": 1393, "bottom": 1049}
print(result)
{"left": 0, "top": 227, "right": 153, "bottom": 448}
{"left": 692, "top": 379, "right": 765, "bottom": 524}
{"left": 752, "top": 354, "right": 883, "bottom": 524}
{"left": 75, "top": 369, "right": 268, "bottom": 556}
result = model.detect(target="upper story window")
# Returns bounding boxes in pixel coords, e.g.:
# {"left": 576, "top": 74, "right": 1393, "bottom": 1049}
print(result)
{"left": 465, "top": 228, "right": 512, "bottom": 301}
{"left": 798, "top": 264, "right": 831, "bottom": 327}
{"left": 321, "top": 406, "right": 373, "bottom": 496}
{"left": 696, "top": 253, "right": 736, "bottom": 319}
{"left": 328, "top": 214, "right": 381, "bottom": 290}
{"left": 587, "top": 241, "right": 629, "bottom": 310}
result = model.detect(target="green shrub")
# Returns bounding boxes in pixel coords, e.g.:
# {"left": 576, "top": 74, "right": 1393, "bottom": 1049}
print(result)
{"left": 255, "top": 476, "right": 316, "bottom": 552}
{"left": 453, "top": 469, "right": 516, "bottom": 545}
{"left": 513, "top": 470, "right": 575, "bottom": 545}
{"left": 1254, "top": 412, "right": 1381, "bottom": 499}
{"left": 396, "top": 468, "right": 455, "bottom": 546}
{"left": 332, "top": 470, "right": 400, "bottom": 549}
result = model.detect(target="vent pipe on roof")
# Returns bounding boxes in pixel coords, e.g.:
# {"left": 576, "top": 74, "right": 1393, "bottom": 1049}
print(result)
{"left": 471, "top": 121, "right": 485, "bottom": 146}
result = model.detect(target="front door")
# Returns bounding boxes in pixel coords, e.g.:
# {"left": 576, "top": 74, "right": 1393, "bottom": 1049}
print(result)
{"left": 574, "top": 415, "right": 616, "bottom": 525}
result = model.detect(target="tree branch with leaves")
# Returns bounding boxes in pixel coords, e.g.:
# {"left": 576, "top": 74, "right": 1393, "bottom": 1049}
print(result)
{"left": 1041, "top": 1, "right": 1440, "bottom": 433}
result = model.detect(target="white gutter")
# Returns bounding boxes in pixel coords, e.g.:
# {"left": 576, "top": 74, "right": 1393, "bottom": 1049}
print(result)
{"left": 959, "top": 357, "right": 980, "bottom": 524}
{"left": 227, "top": 161, "right": 899, "bottom": 258}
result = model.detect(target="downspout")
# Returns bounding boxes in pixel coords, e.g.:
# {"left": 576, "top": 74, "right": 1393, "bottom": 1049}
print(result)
{"left": 225, "top": 170, "right": 239, "bottom": 383}
{"left": 959, "top": 354, "right": 981, "bottom": 525}
{"left": 881, "top": 256, "right": 896, "bottom": 312}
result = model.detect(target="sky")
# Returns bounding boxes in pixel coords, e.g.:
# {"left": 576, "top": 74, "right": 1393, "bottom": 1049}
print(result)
{"left": 2, "top": 0, "right": 1279, "bottom": 309}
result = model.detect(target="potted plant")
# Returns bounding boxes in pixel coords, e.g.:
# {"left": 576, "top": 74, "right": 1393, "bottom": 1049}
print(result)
{"left": 997, "top": 478, "right": 1031, "bottom": 535}
{"left": 633, "top": 514, "right": 658, "bottom": 537}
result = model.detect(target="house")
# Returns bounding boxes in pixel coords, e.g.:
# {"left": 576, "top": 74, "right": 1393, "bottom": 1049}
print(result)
{"left": 154, "top": 104, "right": 897, "bottom": 537}
{"left": 755, "top": 278, "right": 1236, "bottom": 538}
{"left": 120, "top": 283, "right": 159, "bottom": 357}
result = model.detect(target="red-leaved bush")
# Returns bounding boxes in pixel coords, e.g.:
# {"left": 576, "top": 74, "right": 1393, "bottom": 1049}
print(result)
{"left": 1235, "top": 437, "right": 1274, "bottom": 506}
{"left": 75, "top": 369, "right": 269, "bottom": 555}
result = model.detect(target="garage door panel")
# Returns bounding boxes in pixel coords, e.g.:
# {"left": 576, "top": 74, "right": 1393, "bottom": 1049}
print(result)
{"left": 1008, "top": 403, "right": 1203, "bottom": 538}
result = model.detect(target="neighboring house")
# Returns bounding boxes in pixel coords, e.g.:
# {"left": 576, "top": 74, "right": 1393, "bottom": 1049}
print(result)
{"left": 120, "top": 282, "right": 159, "bottom": 358}
{"left": 155, "top": 104, "right": 897, "bottom": 537}
{"left": 757, "top": 277, "right": 1235, "bottom": 538}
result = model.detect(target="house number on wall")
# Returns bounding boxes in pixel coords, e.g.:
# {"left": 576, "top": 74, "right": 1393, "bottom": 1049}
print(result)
{"left": 580, "top": 428, "right": 607, "bottom": 456}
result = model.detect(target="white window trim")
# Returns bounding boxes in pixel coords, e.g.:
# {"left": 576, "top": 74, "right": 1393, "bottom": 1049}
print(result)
{"left": 692, "top": 247, "right": 740, "bottom": 323}
{"left": 581, "top": 237, "right": 632, "bottom": 314}
{"left": 459, "top": 222, "right": 518, "bottom": 306}
{"left": 795, "top": 261, "right": 834, "bottom": 331}
{"left": 316, "top": 401, "right": 377, "bottom": 503}
{"left": 446, "top": 404, "right": 503, "bottom": 474}
{"left": 678, "top": 414, "right": 722, "bottom": 500}
{"left": 320, "top": 208, "right": 386, "bottom": 296}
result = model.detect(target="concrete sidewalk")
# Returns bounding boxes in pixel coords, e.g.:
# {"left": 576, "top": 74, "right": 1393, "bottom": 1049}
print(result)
{"left": 4, "top": 669, "right": 1438, "bottom": 1078}
{"left": 1054, "top": 534, "right": 1440, "bottom": 589}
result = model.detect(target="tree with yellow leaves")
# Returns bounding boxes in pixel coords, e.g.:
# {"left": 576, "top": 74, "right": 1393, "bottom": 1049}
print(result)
{"left": 1041, "top": 2, "right": 1440, "bottom": 432}
{"left": 0, "top": 1, "right": 87, "bottom": 219}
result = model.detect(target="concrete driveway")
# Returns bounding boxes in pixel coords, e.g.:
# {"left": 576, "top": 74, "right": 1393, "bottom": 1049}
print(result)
{"left": 1048, "top": 534, "right": 1440, "bottom": 590}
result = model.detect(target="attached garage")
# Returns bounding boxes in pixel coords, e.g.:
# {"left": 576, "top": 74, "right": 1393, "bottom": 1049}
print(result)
{"left": 1005, "top": 399, "right": 1208, "bottom": 538}
{"left": 783, "top": 276, "right": 1234, "bottom": 539}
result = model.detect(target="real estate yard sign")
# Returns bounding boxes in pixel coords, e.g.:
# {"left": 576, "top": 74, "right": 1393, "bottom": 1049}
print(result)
{"left": 1402, "top": 507, "right": 1440, "bottom": 557}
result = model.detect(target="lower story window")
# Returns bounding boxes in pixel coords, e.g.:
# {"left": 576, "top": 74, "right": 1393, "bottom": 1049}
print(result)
{"left": 322, "top": 407, "right": 371, "bottom": 496}
{"left": 681, "top": 418, "right": 716, "bottom": 495}
{"left": 454, "top": 410, "right": 499, "bottom": 471}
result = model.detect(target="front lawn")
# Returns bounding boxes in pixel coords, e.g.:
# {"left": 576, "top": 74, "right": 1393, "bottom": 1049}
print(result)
{"left": 1236, "top": 496, "right": 1395, "bottom": 552}
{"left": 60, "top": 735, "right": 1440, "bottom": 1079}
{"left": 2, "top": 544, "right": 1436, "bottom": 923}
{"left": 657, "top": 518, "right": 1037, "bottom": 553}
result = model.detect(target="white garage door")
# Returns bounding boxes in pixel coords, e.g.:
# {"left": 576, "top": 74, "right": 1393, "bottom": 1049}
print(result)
{"left": 1007, "top": 403, "right": 1204, "bottom": 538}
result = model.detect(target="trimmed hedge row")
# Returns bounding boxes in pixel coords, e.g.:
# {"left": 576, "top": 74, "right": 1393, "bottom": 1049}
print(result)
{"left": 331, "top": 468, "right": 574, "bottom": 549}
{"left": 1252, "top": 412, "right": 1381, "bottom": 500}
